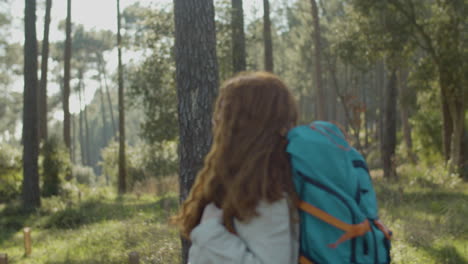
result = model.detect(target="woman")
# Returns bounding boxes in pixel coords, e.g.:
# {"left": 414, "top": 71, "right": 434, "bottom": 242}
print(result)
{"left": 173, "top": 72, "right": 300, "bottom": 264}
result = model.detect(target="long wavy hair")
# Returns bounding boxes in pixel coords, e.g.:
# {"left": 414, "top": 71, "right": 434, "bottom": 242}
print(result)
{"left": 173, "top": 72, "right": 299, "bottom": 238}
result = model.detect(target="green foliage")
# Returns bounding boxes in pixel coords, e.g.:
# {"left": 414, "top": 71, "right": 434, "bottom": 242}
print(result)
{"left": 72, "top": 165, "right": 96, "bottom": 185}
{"left": 374, "top": 163, "right": 468, "bottom": 263}
{"left": 124, "top": 6, "right": 178, "bottom": 144}
{"left": 42, "top": 136, "right": 71, "bottom": 197}
{"left": 100, "top": 141, "right": 177, "bottom": 190}
{"left": 0, "top": 142, "right": 21, "bottom": 202}
{"left": 411, "top": 89, "right": 444, "bottom": 164}
{"left": 1, "top": 166, "right": 466, "bottom": 264}
{"left": 215, "top": 0, "right": 233, "bottom": 80}
{"left": 127, "top": 54, "right": 178, "bottom": 143}
{"left": 0, "top": 192, "right": 180, "bottom": 264}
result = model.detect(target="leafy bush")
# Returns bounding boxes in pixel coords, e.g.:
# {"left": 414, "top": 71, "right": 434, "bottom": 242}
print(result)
{"left": 410, "top": 88, "right": 443, "bottom": 164}
{"left": 42, "top": 136, "right": 71, "bottom": 197}
{"left": 72, "top": 165, "right": 96, "bottom": 185}
{"left": 46, "top": 206, "right": 87, "bottom": 228}
{"left": 99, "top": 141, "right": 178, "bottom": 190}
{"left": 0, "top": 143, "right": 22, "bottom": 202}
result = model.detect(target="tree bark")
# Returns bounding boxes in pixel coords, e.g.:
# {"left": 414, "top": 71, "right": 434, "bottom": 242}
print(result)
{"left": 398, "top": 67, "right": 417, "bottom": 163}
{"left": 63, "top": 0, "right": 72, "bottom": 155}
{"left": 439, "top": 68, "right": 465, "bottom": 174}
{"left": 173, "top": 0, "right": 219, "bottom": 262}
{"left": 23, "top": 0, "right": 41, "bottom": 209}
{"left": 38, "top": 0, "right": 51, "bottom": 142}
{"left": 231, "top": 0, "right": 246, "bottom": 73}
{"left": 98, "top": 55, "right": 116, "bottom": 136}
{"left": 83, "top": 88, "right": 91, "bottom": 166}
{"left": 71, "top": 114, "right": 75, "bottom": 164}
{"left": 263, "top": 0, "right": 274, "bottom": 72}
{"left": 382, "top": 70, "right": 398, "bottom": 179}
{"left": 310, "top": 0, "right": 325, "bottom": 120}
{"left": 117, "top": 0, "right": 127, "bottom": 194}
{"left": 377, "top": 60, "right": 385, "bottom": 153}
{"left": 78, "top": 77, "right": 85, "bottom": 166}
{"left": 98, "top": 78, "right": 108, "bottom": 146}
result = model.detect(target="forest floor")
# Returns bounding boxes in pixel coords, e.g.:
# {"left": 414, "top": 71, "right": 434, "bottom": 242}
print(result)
{"left": 0, "top": 165, "right": 467, "bottom": 264}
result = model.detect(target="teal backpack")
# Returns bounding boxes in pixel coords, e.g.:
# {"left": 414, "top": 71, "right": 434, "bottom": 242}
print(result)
{"left": 287, "top": 121, "right": 392, "bottom": 264}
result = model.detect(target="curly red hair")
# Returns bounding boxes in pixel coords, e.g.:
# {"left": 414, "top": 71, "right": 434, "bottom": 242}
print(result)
{"left": 172, "top": 72, "right": 299, "bottom": 238}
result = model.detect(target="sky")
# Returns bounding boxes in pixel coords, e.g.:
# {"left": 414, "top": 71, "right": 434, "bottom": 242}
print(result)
{"left": 10, "top": 0, "right": 264, "bottom": 43}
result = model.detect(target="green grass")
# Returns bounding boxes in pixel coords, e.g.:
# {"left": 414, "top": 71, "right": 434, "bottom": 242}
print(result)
{"left": 0, "top": 190, "right": 181, "bottom": 264}
{"left": 1, "top": 165, "right": 467, "bottom": 264}
{"left": 374, "top": 164, "right": 468, "bottom": 264}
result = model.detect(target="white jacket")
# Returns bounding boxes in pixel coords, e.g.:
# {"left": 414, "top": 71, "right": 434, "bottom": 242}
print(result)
{"left": 189, "top": 198, "right": 299, "bottom": 264}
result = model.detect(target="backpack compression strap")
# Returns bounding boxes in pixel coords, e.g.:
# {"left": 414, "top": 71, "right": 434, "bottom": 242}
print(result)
{"left": 299, "top": 255, "right": 314, "bottom": 264}
{"left": 298, "top": 201, "right": 371, "bottom": 248}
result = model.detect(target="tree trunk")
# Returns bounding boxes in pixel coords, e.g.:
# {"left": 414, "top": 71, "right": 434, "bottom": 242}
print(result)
{"left": 310, "top": 0, "right": 325, "bottom": 120}
{"left": 98, "top": 54, "right": 116, "bottom": 136}
{"left": 78, "top": 78, "right": 85, "bottom": 166}
{"left": 231, "top": 0, "right": 246, "bottom": 73}
{"left": 173, "top": 0, "right": 219, "bottom": 262}
{"left": 441, "top": 86, "right": 452, "bottom": 162}
{"left": 63, "top": 0, "right": 72, "bottom": 155}
{"left": 381, "top": 70, "right": 398, "bottom": 179}
{"left": 117, "top": 0, "right": 126, "bottom": 194}
{"left": 398, "top": 68, "right": 417, "bottom": 163}
{"left": 377, "top": 61, "right": 385, "bottom": 153}
{"left": 38, "top": 0, "right": 51, "bottom": 142}
{"left": 83, "top": 90, "right": 91, "bottom": 166}
{"left": 363, "top": 72, "right": 369, "bottom": 150}
{"left": 263, "top": 0, "right": 274, "bottom": 72}
{"left": 23, "top": 0, "right": 41, "bottom": 209}
{"left": 98, "top": 84, "right": 108, "bottom": 183}
{"left": 439, "top": 67, "right": 465, "bottom": 176}
{"left": 98, "top": 85, "right": 108, "bottom": 146}
{"left": 71, "top": 114, "right": 75, "bottom": 164}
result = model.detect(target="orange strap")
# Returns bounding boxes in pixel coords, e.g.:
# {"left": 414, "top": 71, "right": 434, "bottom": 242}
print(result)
{"left": 299, "top": 255, "right": 314, "bottom": 264}
{"left": 298, "top": 201, "right": 371, "bottom": 248}
{"left": 374, "top": 219, "right": 392, "bottom": 240}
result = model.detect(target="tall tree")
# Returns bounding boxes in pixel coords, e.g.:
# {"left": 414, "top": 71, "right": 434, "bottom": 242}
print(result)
{"left": 97, "top": 54, "right": 116, "bottom": 135}
{"left": 77, "top": 69, "right": 89, "bottom": 166}
{"left": 263, "top": 0, "right": 274, "bottom": 72}
{"left": 381, "top": 70, "right": 398, "bottom": 179}
{"left": 117, "top": 0, "right": 127, "bottom": 194}
{"left": 310, "top": 0, "right": 325, "bottom": 120}
{"left": 231, "top": 0, "right": 246, "bottom": 73}
{"left": 38, "top": 0, "right": 52, "bottom": 141}
{"left": 23, "top": 0, "right": 41, "bottom": 208}
{"left": 97, "top": 75, "right": 108, "bottom": 147}
{"left": 173, "top": 0, "right": 219, "bottom": 262}
{"left": 63, "top": 0, "right": 72, "bottom": 154}
{"left": 398, "top": 67, "right": 417, "bottom": 163}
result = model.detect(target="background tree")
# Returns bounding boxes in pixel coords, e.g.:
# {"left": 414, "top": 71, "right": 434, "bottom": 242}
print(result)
{"left": 263, "top": 0, "right": 273, "bottom": 72}
{"left": 310, "top": 0, "right": 325, "bottom": 120}
{"left": 117, "top": 0, "right": 127, "bottom": 194}
{"left": 38, "top": 0, "right": 51, "bottom": 142}
{"left": 22, "top": 0, "right": 40, "bottom": 209}
{"left": 63, "top": 0, "right": 72, "bottom": 155}
{"left": 173, "top": 0, "right": 219, "bottom": 262}
{"left": 381, "top": 70, "right": 398, "bottom": 178}
{"left": 231, "top": 0, "right": 246, "bottom": 73}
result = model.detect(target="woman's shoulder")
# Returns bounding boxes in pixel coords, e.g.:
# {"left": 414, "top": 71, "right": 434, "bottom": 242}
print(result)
{"left": 257, "top": 198, "right": 290, "bottom": 215}
{"left": 235, "top": 198, "right": 292, "bottom": 228}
